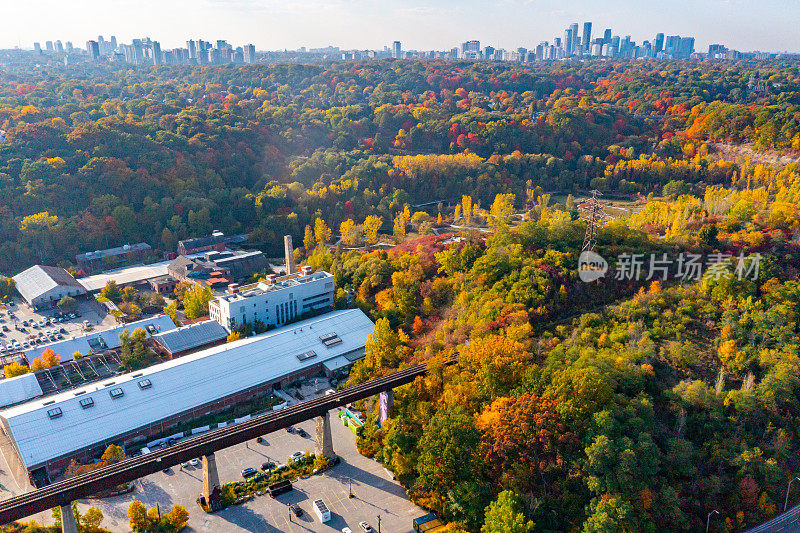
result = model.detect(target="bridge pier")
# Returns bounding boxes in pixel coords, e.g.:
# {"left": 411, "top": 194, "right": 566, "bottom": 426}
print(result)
{"left": 201, "top": 453, "right": 223, "bottom": 511}
{"left": 379, "top": 389, "right": 394, "bottom": 424}
{"left": 316, "top": 411, "right": 335, "bottom": 460}
{"left": 60, "top": 504, "right": 78, "bottom": 533}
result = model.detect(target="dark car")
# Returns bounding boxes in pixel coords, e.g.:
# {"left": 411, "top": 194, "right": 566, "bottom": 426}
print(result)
{"left": 162, "top": 467, "right": 171, "bottom": 474}
{"left": 286, "top": 426, "right": 294, "bottom": 433}
{"left": 289, "top": 504, "right": 303, "bottom": 517}
{"left": 241, "top": 467, "right": 257, "bottom": 478}
{"left": 256, "top": 436, "right": 264, "bottom": 443}
{"left": 297, "top": 428, "right": 308, "bottom": 438}
{"left": 261, "top": 461, "right": 276, "bottom": 472}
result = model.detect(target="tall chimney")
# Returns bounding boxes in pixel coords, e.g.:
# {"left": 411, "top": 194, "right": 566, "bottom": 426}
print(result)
{"left": 284, "top": 235, "right": 296, "bottom": 275}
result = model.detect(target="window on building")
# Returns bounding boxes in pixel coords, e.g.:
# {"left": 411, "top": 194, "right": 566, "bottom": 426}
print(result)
{"left": 109, "top": 387, "right": 124, "bottom": 399}
{"left": 47, "top": 407, "right": 63, "bottom": 419}
{"left": 79, "top": 397, "right": 94, "bottom": 409}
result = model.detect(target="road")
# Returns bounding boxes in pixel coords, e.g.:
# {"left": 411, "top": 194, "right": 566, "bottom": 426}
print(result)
{"left": 746, "top": 504, "right": 800, "bottom": 533}
{"left": 2, "top": 409, "right": 424, "bottom": 532}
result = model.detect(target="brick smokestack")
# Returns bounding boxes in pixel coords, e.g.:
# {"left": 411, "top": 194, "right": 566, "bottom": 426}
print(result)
{"left": 284, "top": 235, "right": 296, "bottom": 275}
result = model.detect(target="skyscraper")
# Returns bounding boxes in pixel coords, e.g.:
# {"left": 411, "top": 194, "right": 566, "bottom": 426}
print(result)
{"left": 564, "top": 28, "right": 574, "bottom": 55}
{"left": 86, "top": 40, "right": 100, "bottom": 60}
{"left": 654, "top": 33, "right": 665, "bottom": 55}
{"left": 33, "top": 42, "right": 41, "bottom": 54}
{"left": 582, "top": 22, "right": 592, "bottom": 52}
{"left": 187, "top": 40, "right": 197, "bottom": 60}
{"left": 244, "top": 44, "right": 256, "bottom": 64}
{"left": 570, "top": 23, "right": 579, "bottom": 51}
{"left": 603, "top": 29, "right": 612, "bottom": 43}
{"left": 152, "top": 41, "right": 162, "bottom": 66}
{"left": 392, "top": 41, "right": 401, "bottom": 59}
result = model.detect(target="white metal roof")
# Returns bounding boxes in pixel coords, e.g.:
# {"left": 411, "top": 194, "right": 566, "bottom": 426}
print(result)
{"left": 0, "top": 373, "right": 43, "bottom": 409}
{"left": 151, "top": 320, "right": 228, "bottom": 354}
{"left": 12, "top": 266, "right": 85, "bottom": 303}
{"left": 23, "top": 315, "right": 176, "bottom": 362}
{"left": 77, "top": 262, "right": 171, "bottom": 292}
{"left": 0, "top": 309, "right": 373, "bottom": 469}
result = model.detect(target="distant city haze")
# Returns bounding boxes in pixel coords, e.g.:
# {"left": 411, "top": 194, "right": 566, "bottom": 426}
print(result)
{"left": 1, "top": 0, "right": 798, "bottom": 53}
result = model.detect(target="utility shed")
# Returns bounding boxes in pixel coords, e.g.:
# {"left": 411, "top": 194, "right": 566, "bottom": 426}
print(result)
{"left": 151, "top": 320, "right": 228, "bottom": 358}
{"left": 0, "top": 309, "right": 373, "bottom": 486}
{"left": 0, "top": 373, "right": 43, "bottom": 409}
{"left": 12, "top": 266, "right": 87, "bottom": 309}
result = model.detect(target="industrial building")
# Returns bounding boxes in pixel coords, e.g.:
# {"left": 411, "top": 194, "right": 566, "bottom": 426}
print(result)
{"left": 167, "top": 250, "right": 267, "bottom": 286}
{"left": 76, "top": 243, "right": 152, "bottom": 274}
{"left": 177, "top": 232, "right": 226, "bottom": 256}
{"left": 23, "top": 315, "right": 176, "bottom": 362}
{"left": 0, "top": 309, "right": 373, "bottom": 487}
{"left": 151, "top": 320, "right": 228, "bottom": 358}
{"left": 12, "top": 266, "right": 88, "bottom": 309}
{"left": 208, "top": 268, "right": 334, "bottom": 332}
{"left": 0, "top": 374, "right": 43, "bottom": 409}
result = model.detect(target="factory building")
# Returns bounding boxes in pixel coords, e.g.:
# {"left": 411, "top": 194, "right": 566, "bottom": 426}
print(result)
{"left": 0, "top": 309, "right": 373, "bottom": 487}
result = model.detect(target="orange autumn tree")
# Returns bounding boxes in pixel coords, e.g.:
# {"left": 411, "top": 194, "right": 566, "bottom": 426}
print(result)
{"left": 477, "top": 394, "right": 578, "bottom": 493}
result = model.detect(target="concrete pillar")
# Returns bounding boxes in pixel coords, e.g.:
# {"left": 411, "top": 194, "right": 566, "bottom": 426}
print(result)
{"left": 60, "top": 504, "right": 78, "bottom": 533}
{"left": 202, "top": 453, "right": 223, "bottom": 511}
{"left": 379, "top": 389, "right": 394, "bottom": 424}
{"left": 316, "top": 411, "right": 335, "bottom": 460}
{"left": 284, "top": 235, "right": 296, "bottom": 275}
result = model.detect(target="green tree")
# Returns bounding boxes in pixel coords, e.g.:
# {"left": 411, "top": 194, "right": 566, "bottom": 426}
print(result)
{"left": 81, "top": 506, "right": 104, "bottom": 532}
{"left": 100, "top": 280, "right": 121, "bottom": 302}
{"left": 482, "top": 490, "right": 534, "bottom": 533}
{"left": 183, "top": 285, "right": 212, "bottom": 319}
{"left": 414, "top": 407, "right": 482, "bottom": 517}
{"left": 57, "top": 296, "right": 78, "bottom": 314}
{"left": 101, "top": 444, "right": 126, "bottom": 464}
{"left": 127, "top": 500, "right": 149, "bottom": 532}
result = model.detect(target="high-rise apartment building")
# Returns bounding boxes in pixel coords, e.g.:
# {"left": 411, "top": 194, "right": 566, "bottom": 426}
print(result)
{"left": 392, "top": 41, "right": 401, "bottom": 59}
{"left": 244, "top": 44, "right": 256, "bottom": 63}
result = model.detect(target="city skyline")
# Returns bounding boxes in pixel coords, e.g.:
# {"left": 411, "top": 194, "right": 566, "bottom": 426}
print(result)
{"left": 2, "top": 0, "right": 799, "bottom": 53}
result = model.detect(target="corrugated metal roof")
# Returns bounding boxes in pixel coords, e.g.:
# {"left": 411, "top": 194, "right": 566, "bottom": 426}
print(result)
{"left": 23, "top": 315, "right": 176, "bottom": 362}
{"left": 12, "top": 266, "right": 85, "bottom": 303}
{"left": 0, "top": 373, "right": 43, "bottom": 409}
{"left": 151, "top": 320, "right": 228, "bottom": 354}
{"left": 0, "top": 309, "right": 373, "bottom": 469}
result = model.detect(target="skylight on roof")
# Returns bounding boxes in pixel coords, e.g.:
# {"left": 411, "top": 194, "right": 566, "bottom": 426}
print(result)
{"left": 47, "top": 407, "right": 63, "bottom": 419}
{"left": 79, "top": 397, "right": 94, "bottom": 409}
{"left": 296, "top": 350, "right": 317, "bottom": 361}
{"left": 137, "top": 379, "right": 152, "bottom": 390}
{"left": 109, "top": 387, "right": 124, "bottom": 399}
{"left": 319, "top": 333, "right": 342, "bottom": 347}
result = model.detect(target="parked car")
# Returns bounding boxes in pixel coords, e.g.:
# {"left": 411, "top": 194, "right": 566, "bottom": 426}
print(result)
{"left": 162, "top": 467, "right": 171, "bottom": 474}
{"left": 256, "top": 436, "right": 264, "bottom": 443}
{"left": 181, "top": 461, "right": 191, "bottom": 468}
{"left": 241, "top": 467, "right": 257, "bottom": 479}
{"left": 68, "top": 313, "right": 77, "bottom": 319}
{"left": 359, "top": 522, "right": 374, "bottom": 533}
{"left": 189, "top": 458, "right": 200, "bottom": 467}
{"left": 290, "top": 451, "right": 304, "bottom": 462}
{"left": 297, "top": 428, "right": 308, "bottom": 438}
{"left": 342, "top": 528, "right": 352, "bottom": 533}
{"left": 261, "top": 461, "right": 276, "bottom": 472}
{"left": 289, "top": 504, "right": 303, "bottom": 517}
{"left": 286, "top": 426, "right": 294, "bottom": 433}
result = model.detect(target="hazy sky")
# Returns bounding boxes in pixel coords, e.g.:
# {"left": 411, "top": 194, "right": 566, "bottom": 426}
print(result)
{"left": 1, "top": 0, "right": 797, "bottom": 53}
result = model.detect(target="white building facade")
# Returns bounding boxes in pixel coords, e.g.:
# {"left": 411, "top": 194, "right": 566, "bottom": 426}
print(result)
{"left": 209, "top": 270, "right": 335, "bottom": 332}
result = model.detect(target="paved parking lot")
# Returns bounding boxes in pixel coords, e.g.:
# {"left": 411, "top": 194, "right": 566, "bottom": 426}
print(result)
{"left": 0, "top": 409, "right": 425, "bottom": 532}
{"left": 0, "top": 298, "right": 116, "bottom": 354}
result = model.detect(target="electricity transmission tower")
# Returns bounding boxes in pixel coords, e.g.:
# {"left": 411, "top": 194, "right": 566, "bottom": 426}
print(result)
{"left": 581, "top": 190, "right": 604, "bottom": 253}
